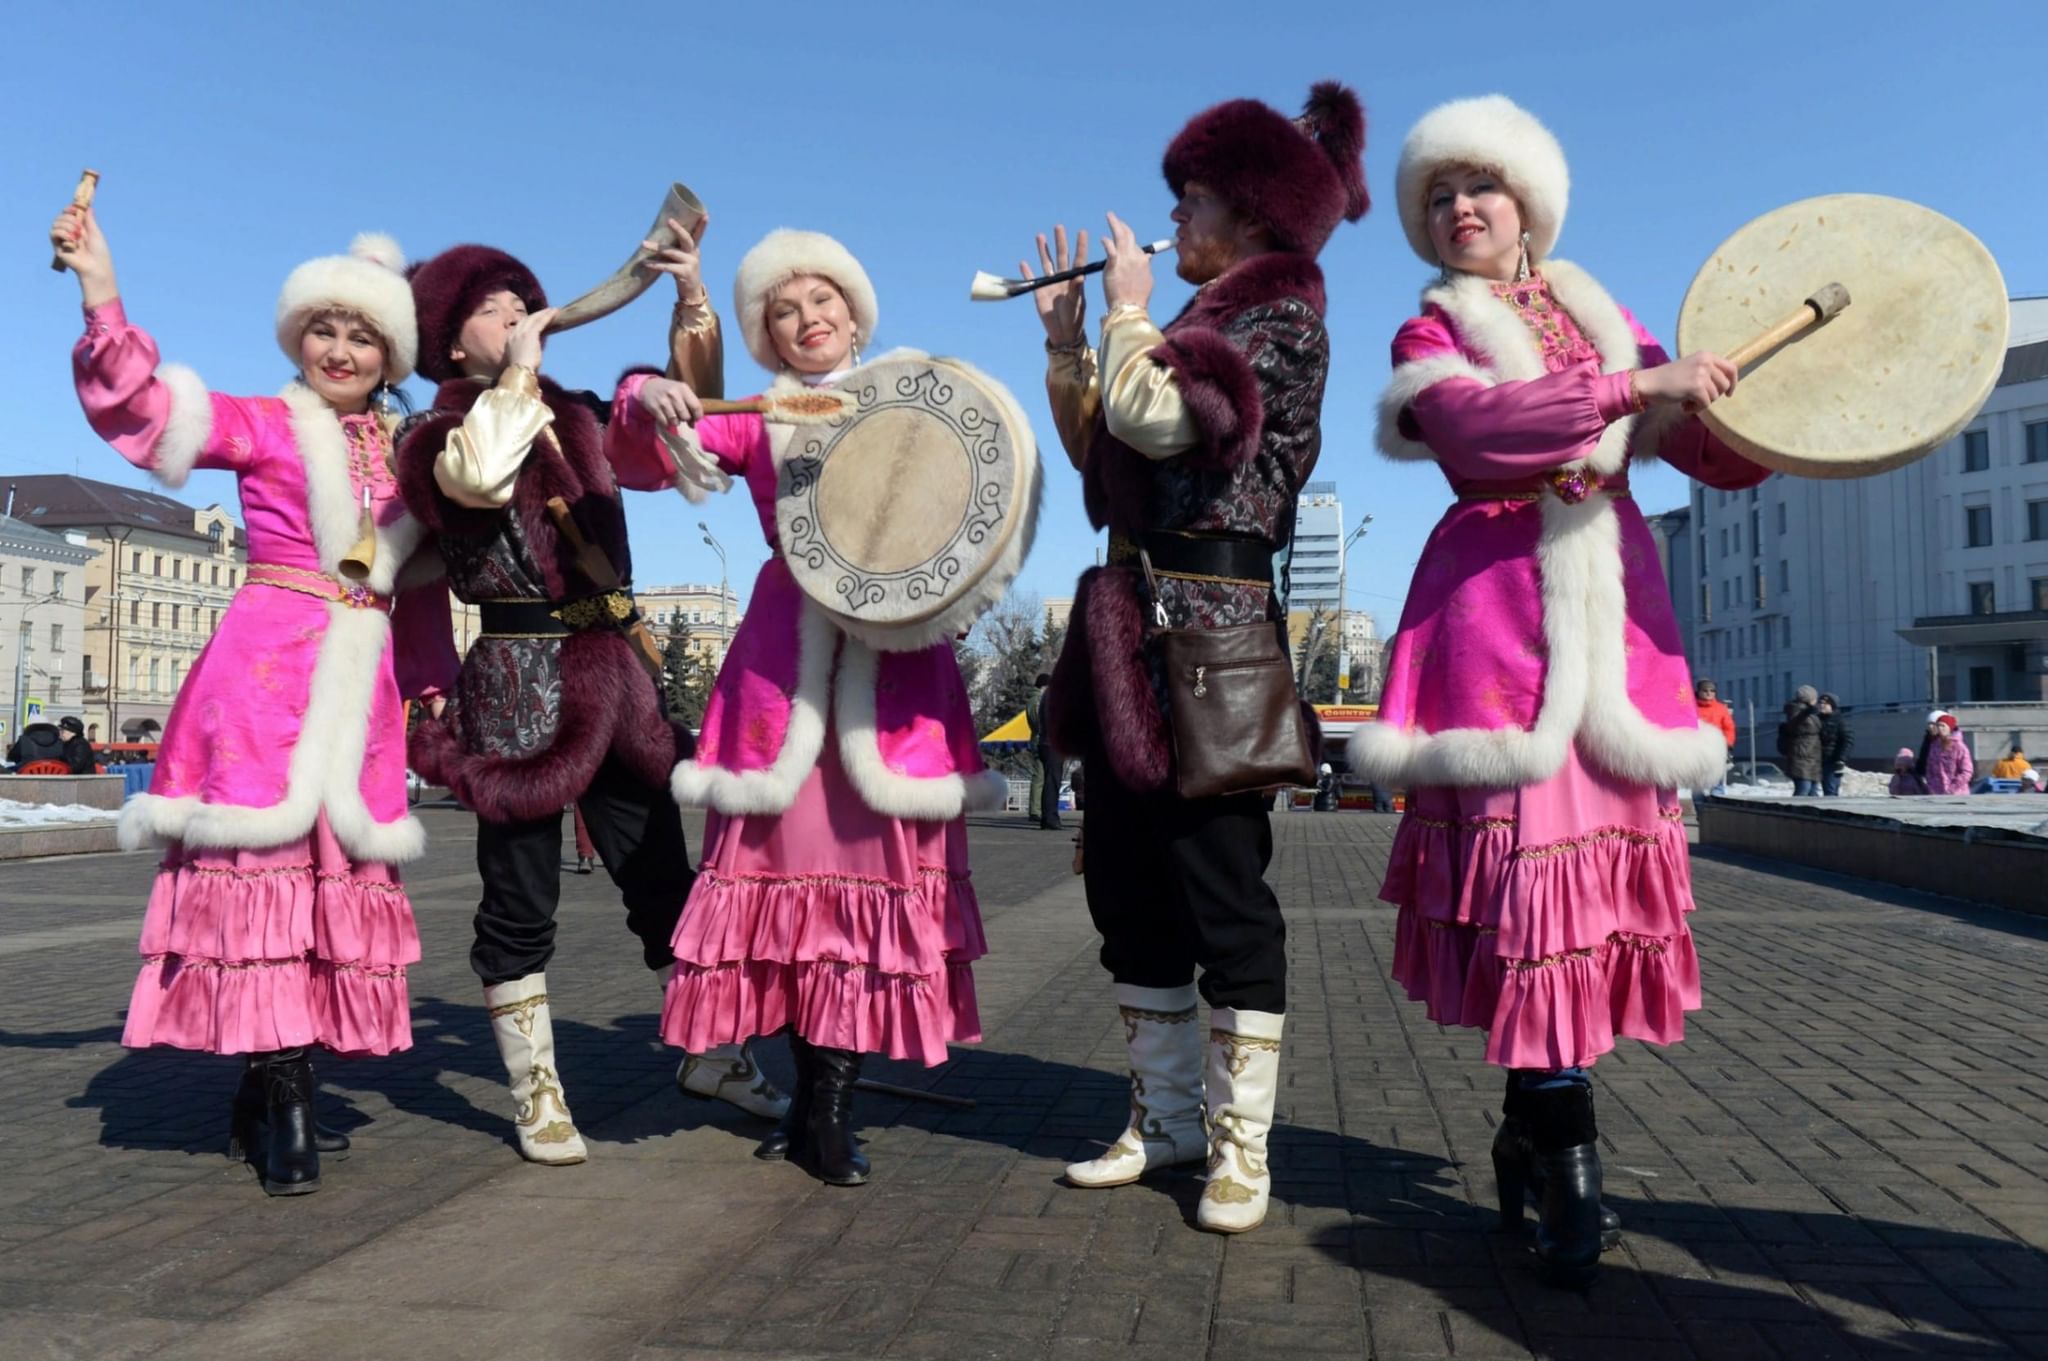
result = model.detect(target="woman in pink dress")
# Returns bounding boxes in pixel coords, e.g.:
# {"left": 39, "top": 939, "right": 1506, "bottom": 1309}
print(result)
{"left": 55, "top": 202, "right": 445, "bottom": 1197}
{"left": 612, "top": 229, "right": 1013, "bottom": 1186}
{"left": 1348, "top": 97, "right": 1770, "bottom": 1285}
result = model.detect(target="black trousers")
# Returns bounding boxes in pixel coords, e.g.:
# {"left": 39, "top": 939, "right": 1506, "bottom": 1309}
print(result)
{"left": 1037, "top": 747, "right": 1064, "bottom": 828}
{"left": 1080, "top": 757, "right": 1286, "bottom": 1013}
{"left": 470, "top": 754, "right": 692, "bottom": 987}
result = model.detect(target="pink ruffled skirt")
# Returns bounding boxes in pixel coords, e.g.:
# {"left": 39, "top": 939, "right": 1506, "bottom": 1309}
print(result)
{"left": 121, "top": 813, "right": 419, "bottom": 1057}
{"left": 659, "top": 739, "right": 985, "bottom": 1068}
{"left": 1382, "top": 743, "right": 1699, "bottom": 1070}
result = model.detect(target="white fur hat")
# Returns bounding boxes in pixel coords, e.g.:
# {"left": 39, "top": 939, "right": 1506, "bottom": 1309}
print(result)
{"left": 1394, "top": 95, "right": 1570, "bottom": 268}
{"left": 732, "top": 229, "right": 878, "bottom": 373}
{"left": 274, "top": 232, "right": 418, "bottom": 382}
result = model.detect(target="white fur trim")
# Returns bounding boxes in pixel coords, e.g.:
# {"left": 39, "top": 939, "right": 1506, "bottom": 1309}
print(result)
{"left": 797, "top": 349, "right": 1041, "bottom": 654}
{"left": 1376, "top": 353, "right": 1492, "bottom": 461}
{"left": 274, "top": 234, "right": 418, "bottom": 382}
{"left": 1384, "top": 260, "right": 1638, "bottom": 477}
{"left": 151, "top": 363, "right": 213, "bottom": 489}
{"left": 279, "top": 384, "right": 427, "bottom": 597}
{"left": 1347, "top": 494, "right": 1727, "bottom": 792}
{"left": 117, "top": 603, "right": 426, "bottom": 863}
{"left": 833, "top": 638, "right": 1004, "bottom": 821}
{"left": 1395, "top": 95, "right": 1570, "bottom": 267}
{"left": 732, "top": 229, "right": 879, "bottom": 374}
{"left": 669, "top": 598, "right": 836, "bottom": 815}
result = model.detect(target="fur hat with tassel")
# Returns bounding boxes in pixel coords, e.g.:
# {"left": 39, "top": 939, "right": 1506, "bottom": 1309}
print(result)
{"left": 1161, "top": 80, "right": 1369, "bottom": 258}
{"left": 275, "top": 233, "right": 417, "bottom": 381}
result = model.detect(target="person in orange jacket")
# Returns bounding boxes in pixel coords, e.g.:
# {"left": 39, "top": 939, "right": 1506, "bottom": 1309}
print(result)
{"left": 1695, "top": 679, "right": 1735, "bottom": 794}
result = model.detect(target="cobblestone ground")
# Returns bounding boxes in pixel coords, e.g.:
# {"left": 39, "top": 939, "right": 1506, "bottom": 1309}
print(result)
{"left": 1, "top": 806, "right": 2044, "bottom": 1359}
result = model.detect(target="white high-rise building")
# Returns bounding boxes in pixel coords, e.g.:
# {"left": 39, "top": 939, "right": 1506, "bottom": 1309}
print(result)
{"left": 1289, "top": 481, "right": 1344, "bottom": 612}
{"left": 1673, "top": 297, "right": 2048, "bottom": 719}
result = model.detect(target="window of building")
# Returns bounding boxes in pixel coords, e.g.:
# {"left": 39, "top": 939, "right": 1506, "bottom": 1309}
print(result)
{"left": 153, "top": 555, "right": 163, "bottom": 576}
{"left": 228, "top": 568, "right": 237, "bottom": 587}
{"left": 1777, "top": 560, "right": 1789, "bottom": 593}
{"left": 1969, "top": 665, "right": 1995, "bottom": 701}
{"left": 52, "top": 571, "right": 66, "bottom": 595}
{"left": 1748, "top": 487, "right": 1759, "bottom": 503}
{"left": 48, "top": 679, "right": 61, "bottom": 703}
{"left": 1962, "top": 429, "right": 1990, "bottom": 472}
{"left": 1753, "top": 565, "right": 1766, "bottom": 606}
{"left": 128, "top": 657, "right": 139, "bottom": 692}
{"left": 1966, "top": 505, "right": 1993, "bottom": 547}
{"left": 2035, "top": 577, "right": 2048, "bottom": 611}
{"left": 171, "top": 559, "right": 180, "bottom": 580}
{"left": 149, "top": 659, "right": 160, "bottom": 692}
{"left": 170, "top": 660, "right": 181, "bottom": 690}
{"left": 1777, "top": 503, "right": 1787, "bottom": 534}
{"left": 49, "top": 624, "right": 62, "bottom": 653}
{"left": 2028, "top": 421, "right": 2048, "bottom": 464}
{"left": 83, "top": 654, "right": 93, "bottom": 684}
{"left": 208, "top": 522, "right": 224, "bottom": 548}
{"left": 210, "top": 610, "right": 219, "bottom": 632}
{"left": 1734, "top": 522, "right": 1743, "bottom": 554}
{"left": 1969, "top": 581, "right": 1996, "bottom": 614}
{"left": 1750, "top": 623, "right": 1760, "bottom": 651}
{"left": 211, "top": 565, "right": 220, "bottom": 586}
{"left": 171, "top": 605, "right": 180, "bottom": 631}
{"left": 1749, "top": 510, "right": 1761, "bottom": 553}
{"left": 1719, "top": 528, "right": 1728, "bottom": 557}
{"left": 2030, "top": 500, "right": 2048, "bottom": 541}
{"left": 20, "top": 568, "right": 34, "bottom": 594}
{"left": 151, "top": 603, "right": 161, "bottom": 627}
{"left": 131, "top": 551, "right": 142, "bottom": 573}
{"left": 128, "top": 600, "right": 139, "bottom": 625}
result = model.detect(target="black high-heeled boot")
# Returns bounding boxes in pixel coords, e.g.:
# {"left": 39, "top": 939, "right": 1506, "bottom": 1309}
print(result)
{"left": 259, "top": 1049, "right": 322, "bottom": 1196}
{"left": 228, "top": 1058, "right": 349, "bottom": 1160}
{"left": 804, "top": 1046, "right": 870, "bottom": 1187}
{"left": 754, "top": 1034, "right": 814, "bottom": 1162}
{"left": 1517, "top": 1081, "right": 1602, "bottom": 1289}
{"left": 1491, "top": 1077, "right": 1619, "bottom": 1249}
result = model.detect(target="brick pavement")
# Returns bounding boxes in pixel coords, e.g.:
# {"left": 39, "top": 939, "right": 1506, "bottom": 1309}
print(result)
{"left": 0, "top": 807, "right": 2044, "bottom": 1359}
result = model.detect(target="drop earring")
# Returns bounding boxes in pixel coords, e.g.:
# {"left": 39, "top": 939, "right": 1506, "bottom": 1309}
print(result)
{"left": 1515, "top": 231, "right": 1532, "bottom": 283}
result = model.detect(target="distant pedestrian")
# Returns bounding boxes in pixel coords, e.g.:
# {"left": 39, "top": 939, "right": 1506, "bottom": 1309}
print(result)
{"left": 1992, "top": 744, "right": 2030, "bottom": 781}
{"left": 1888, "top": 747, "right": 1928, "bottom": 797}
{"left": 1917, "top": 711, "right": 1974, "bottom": 795}
{"left": 1695, "top": 680, "right": 1735, "bottom": 795}
{"left": 1031, "top": 672, "right": 1062, "bottom": 831}
{"left": 1817, "top": 694, "right": 1852, "bottom": 797}
{"left": 1777, "top": 686, "right": 1823, "bottom": 796}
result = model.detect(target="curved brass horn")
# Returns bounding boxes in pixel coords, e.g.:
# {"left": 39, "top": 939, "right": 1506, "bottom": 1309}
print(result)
{"left": 544, "top": 182, "right": 708, "bottom": 335}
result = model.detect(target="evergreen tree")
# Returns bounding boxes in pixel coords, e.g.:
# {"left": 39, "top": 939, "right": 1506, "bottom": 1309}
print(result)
{"left": 661, "top": 627, "right": 718, "bottom": 730}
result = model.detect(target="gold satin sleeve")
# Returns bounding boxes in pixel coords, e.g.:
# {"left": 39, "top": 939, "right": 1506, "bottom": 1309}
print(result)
{"left": 434, "top": 365, "right": 554, "bottom": 510}
{"left": 1044, "top": 343, "right": 1101, "bottom": 471}
{"left": 1097, "top": 304, "right": 1199, "bottom": 460}
{"left": 665, "top": 294, "right": 725, "bottom": 400}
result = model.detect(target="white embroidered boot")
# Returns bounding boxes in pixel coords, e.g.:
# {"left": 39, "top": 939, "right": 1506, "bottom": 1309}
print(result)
{"left": 1196, "top": 1007, "right": 1285, "bottom": 1233}
{"left": 1065, "top": 984, "right": 1207, "bottom": 1188}
{"left": 677, "top": 1043, "right": 792, "bottom": 1120}
{"left": 484, "top": 973, "right": 588, "bottom": 1166}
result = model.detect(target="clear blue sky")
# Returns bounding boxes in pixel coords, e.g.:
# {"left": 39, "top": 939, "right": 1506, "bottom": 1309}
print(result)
{"left": 6, "top": 1, "right": 2043, "bottom": 632}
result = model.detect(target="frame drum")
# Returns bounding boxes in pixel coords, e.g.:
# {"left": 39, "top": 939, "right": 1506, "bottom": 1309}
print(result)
{"left": 1676, "top": 194, "right": 2008, "bottom": 478}
{"left": 777, "top": 352, "right": 1038, "bottom": 650}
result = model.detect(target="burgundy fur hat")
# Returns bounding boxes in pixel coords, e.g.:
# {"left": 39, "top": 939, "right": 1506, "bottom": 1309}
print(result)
{"left": 1162, "top": 81, "right": 1369, "bottom": 257}
{"left": 407, "top": 244, "right": 548, "bottom": 383}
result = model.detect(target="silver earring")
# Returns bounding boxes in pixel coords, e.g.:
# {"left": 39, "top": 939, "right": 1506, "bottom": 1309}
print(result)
{"left": 1515, "top": 231, "right": 1532, "bottom": 283}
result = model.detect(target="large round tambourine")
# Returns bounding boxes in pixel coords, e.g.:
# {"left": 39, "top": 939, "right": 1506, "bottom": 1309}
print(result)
{"left": 1676, "top": 194, "right": 2009, "bottom": 478}
{"left": 776, "top": 351, "right": 1039, "bottom": 651}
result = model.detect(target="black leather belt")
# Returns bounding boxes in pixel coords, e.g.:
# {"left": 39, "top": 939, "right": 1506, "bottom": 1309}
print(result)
{"left": 1107, "top": 531, "right": 1275, "bottom": 585}
{"left": 477, "top": 591, "right": 637, "bottom": 638}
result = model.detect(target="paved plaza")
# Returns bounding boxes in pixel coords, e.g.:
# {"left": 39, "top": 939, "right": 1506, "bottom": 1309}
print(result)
{"left": 1, "top": 806, "right": 2045, "bottom": 1360}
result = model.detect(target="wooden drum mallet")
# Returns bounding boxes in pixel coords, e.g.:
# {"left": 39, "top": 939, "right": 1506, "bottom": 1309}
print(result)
{"left": 50, "top": 169, "right": 99, "bottom": 272}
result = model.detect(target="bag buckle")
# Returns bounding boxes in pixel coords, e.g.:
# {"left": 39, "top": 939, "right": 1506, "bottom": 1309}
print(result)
{"left": 1192, "top": 665, "right": 1208, "bottom": 699}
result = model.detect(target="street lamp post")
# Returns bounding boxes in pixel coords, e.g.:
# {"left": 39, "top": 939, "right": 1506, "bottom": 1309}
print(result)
{"left": 1335, "top": 514, "right": 1373, "bottom": 702}
{"left": 105, "top": 524, "right": 131, "bottom": 740}
{"left": 10, "top": 591, "right": 63, "bottom": 742}
{"left": 698, "top": 521, "right": 729, "bottom": 660}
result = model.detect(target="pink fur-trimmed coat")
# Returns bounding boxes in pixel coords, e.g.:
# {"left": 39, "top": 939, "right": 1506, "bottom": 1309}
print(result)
{"left": 1348, "top": 262, "right": 1770, "bottom": 793}
{"left": 73, "top": 301, "right": 448, "bottom": 864}
{"left": 610, "top": 374, "right": 1006, "bottom": 820}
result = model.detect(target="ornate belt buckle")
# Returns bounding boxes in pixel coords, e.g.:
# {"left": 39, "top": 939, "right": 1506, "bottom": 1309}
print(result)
{"left": 1548, "top": 467, "right": 1596, "bottom": 504}
{"left": 340, "top": 581, "right": 375, "bottom": 609}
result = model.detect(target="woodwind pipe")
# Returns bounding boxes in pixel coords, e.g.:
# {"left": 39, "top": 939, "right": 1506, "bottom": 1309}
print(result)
{"left": 969, "top": 241, "right": 1174, "bottom": 301}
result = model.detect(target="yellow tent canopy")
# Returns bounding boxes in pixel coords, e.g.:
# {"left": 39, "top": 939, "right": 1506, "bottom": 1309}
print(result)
{"left": 980, "top": 710, "right": 1033, "bottom": 744}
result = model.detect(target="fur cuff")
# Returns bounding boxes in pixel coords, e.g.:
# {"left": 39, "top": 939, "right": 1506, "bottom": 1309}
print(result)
{"left": 1152, "top": 326, "right": 1263, "bottom": 470}
{"left": 152, "top": 364, "right": 213, "bottom": 489}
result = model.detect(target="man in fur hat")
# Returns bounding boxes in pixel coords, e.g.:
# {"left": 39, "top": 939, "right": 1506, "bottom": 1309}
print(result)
{"left": 1018, "top": 81, "right": 1368, "bottom": 1233}
{"left": 397, "top": 243, "right": 785, "bottom": 1165}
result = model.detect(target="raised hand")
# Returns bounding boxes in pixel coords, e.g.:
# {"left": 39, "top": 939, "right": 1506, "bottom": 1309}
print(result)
{"left": 643, "top": 213, "right": 711, "bottom": 303}
{"left": 1018, "top": 224, "right": 1089, "bottom": 346}
{"left": 1638, "top": 352, "right": 1739, "bottom": 411}
{"left": 638, "top": 376, "right": 703, "bottom": 429}
{"left": 503, "top": 307, "right": 560, "bottom": 373}
{"left": 51, "top": 204, "right": 117, "bottom": 306}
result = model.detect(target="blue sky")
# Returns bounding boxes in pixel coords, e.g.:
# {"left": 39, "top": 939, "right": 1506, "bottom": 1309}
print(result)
{"left": 6, "top": 1, "right": 2043, "bottom": 633}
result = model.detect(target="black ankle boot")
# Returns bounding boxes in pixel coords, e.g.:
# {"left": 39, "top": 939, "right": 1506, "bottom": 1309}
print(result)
{"left": 1516, "top": 1081, "right": 1602, "bottom": 1289}
{"left": 754, "top": 1034, "right": 814, "bottom": 1162}
{"left": 259, "top": 1050, "right": 321, "bottom": 1196}
{"left": 1492, "top": 1077, "right": 1619, "bottom": 1250}
{"left": 804, "top": 1046, "right": 870, "bottom": 1186}
{"left": 229, "top": 1059, "right": 349, "bottom": 1160}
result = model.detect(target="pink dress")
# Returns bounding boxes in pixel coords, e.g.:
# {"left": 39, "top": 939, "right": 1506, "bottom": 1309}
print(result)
{"left": 607, "top": 376, "right": 996, "bottom": 1067}
{"left": 1353, "top": 267, "right": 1769, "bottom": 1070}
{"left": 74, "top": 301, "right": 447, "bottom": 1058}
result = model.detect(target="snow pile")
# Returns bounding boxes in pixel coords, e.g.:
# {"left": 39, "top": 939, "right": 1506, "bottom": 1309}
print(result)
{"left": 0, "top": 798, "right": 116, "bottom": 828}
{"left": 1838, "top": 768, "right": 1893, "bottom": 797}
